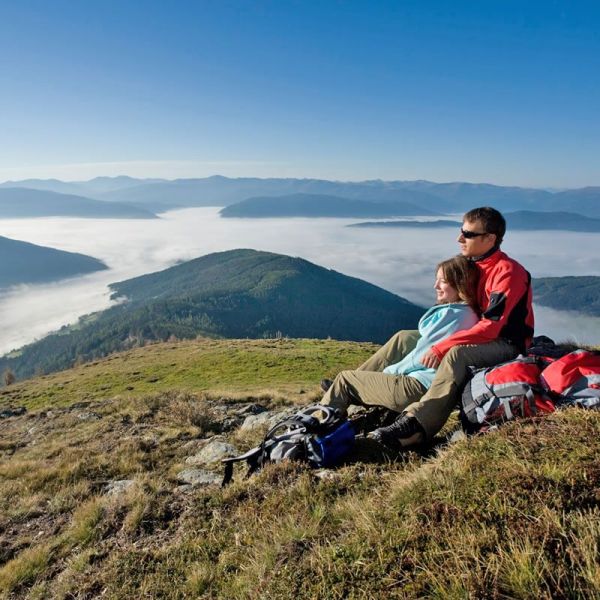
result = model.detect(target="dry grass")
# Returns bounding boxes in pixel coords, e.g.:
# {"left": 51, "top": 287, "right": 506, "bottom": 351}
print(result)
{"left": 0, "top": 338, "right": 599, "bottom": 598}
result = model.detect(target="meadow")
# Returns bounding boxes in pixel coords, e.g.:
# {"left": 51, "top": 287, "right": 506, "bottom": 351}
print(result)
{"left": 1, "top": 338, "right": 599, "bottom": 598}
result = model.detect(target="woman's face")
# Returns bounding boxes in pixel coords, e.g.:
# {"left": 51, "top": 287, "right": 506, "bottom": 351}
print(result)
{"left": 434, "top": 268, "right": 461, "bottom": 304}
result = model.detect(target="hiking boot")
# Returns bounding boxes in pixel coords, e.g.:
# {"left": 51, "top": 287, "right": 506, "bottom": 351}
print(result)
{"left": 368, "top": 414, "right": 425, "bottom": 451}
{"left": 320, "top": 378, "right": 333, "bottom": 393}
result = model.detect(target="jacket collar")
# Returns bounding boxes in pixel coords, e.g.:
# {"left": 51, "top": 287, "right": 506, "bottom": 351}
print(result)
{"left": 469, "top": 245, "right": 501, "bottom": 263}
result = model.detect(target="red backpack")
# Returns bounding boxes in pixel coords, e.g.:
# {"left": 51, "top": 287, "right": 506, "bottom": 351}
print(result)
{"left": 540, "top": 350, "right": 600, "bottom": 409}
{"left": 461, "top": 356, "right": 556, "bottom": 433}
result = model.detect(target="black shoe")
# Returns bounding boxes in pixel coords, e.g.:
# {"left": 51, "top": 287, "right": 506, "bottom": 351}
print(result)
{"left": 320, "top": 378, "right": 333, "bottom": 393}
{"left": 368, "top": 414, "right": 425, "bottom": 451}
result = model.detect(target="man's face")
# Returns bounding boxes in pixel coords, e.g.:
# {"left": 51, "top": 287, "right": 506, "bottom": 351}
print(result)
{"left": 457, "top": 219, "right": 497, "bottom": 258}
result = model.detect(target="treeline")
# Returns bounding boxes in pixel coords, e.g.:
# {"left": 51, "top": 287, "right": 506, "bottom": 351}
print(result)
{"left": 533, "top": 276, "right": 600, "bottom": 317}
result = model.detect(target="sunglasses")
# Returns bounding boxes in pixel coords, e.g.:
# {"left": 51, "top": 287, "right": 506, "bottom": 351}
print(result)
{"left": 460, "top": 228, "right": 488, "bottom": 239}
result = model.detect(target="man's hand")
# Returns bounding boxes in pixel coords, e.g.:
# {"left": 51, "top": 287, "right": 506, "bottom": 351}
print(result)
{"left": 421, "top": 350, "right": 441, "bottom": 369}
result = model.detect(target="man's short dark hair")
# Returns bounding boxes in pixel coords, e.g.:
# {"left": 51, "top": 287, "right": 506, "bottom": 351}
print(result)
{"left": 463, "top": 206, "right": 506, "bottom": 245}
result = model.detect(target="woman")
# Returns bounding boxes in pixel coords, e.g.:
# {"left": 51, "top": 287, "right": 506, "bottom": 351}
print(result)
{"left": 320, "top": 255, "right": 479, "bottom": 419}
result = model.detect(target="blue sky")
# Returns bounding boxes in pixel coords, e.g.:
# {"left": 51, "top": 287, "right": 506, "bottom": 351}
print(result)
{"left": 0, "top": 1, "right": 598, "bottom": 186}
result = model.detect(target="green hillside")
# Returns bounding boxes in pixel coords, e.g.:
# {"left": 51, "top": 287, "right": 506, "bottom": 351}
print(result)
{"left": 0, "top": 235, "right": 107, "bottom": 288}
{"left": 0, "top": 337, "right": 598, "bottom": 599}
{"left": 0, "top": 249, "right": 424, "bottom": 380}
{"left": 533, "top": 276, "right": 600, "bottom": 317}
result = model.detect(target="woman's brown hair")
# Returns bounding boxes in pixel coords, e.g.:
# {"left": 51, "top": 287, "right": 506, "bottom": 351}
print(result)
{"left": 436, "top": 255, "right": 479, "bottom": 311}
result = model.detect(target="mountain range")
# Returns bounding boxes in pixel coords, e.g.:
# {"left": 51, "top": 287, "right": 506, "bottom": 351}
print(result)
{"left": 2, "top": 176, "right": 599, "bottom": 216}
{"left": 0, "top": 249, "right": 424, "bottom": 379}
{"left": 0, "top": 235, "right": 107, "bottom": 289}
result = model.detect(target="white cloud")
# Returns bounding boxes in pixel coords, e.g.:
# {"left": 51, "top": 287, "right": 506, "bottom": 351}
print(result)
{"left": 1, "top": 209, "right": 599, "bottom": 355}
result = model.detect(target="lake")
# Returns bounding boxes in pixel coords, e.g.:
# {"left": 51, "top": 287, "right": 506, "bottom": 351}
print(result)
{"left": 1, "top": 207, "right": 600, "bottom": 355}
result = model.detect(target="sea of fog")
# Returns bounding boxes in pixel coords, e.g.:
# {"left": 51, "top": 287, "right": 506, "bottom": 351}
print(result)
{"left": 1, "top": 207, "right": 600, "bottom": 355}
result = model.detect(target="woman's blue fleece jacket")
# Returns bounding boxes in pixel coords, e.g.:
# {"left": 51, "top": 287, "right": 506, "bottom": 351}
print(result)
{"left": 382, "top": 303, "right": 478, "bottom": 390}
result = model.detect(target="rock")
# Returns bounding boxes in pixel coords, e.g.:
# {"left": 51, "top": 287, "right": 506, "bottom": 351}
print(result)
{"left": 176, "top": 469, "right": 221, "bottom": 487}
{"left": 77, "top": 411, "right": 102, "bottom": 421}
{"left": 181, "top": 439, "right": 203, "bottom": 453}
{"left": 237, "top": 403, "right": 268, "bottom": 416}
{"left": 105, "top": 480, "right": 135, "bottom": 495}
{"left": 174, "top": 484, "right": 194, "bottom": 494}
{"left": 220, "top": 417, "right": 243, "bottom": 432}
{"left": 0, "top": 407, "right": 26, "bottom": 419}
{"left": 239, "top": 411, "right": 273, "bottom": 433}
{"left": 185, "top": 440, "right": 237, "bottom": 466}
{"left": 314, "top": 469, "right": 340, "bottom": 481}
{"left": 239, "top": 408, "right": 296, "bottom": 433}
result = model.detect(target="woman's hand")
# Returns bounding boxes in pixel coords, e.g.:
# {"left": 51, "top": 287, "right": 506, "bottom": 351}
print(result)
{"left": 421, "top": 350, "right": 441, "bottom": 369}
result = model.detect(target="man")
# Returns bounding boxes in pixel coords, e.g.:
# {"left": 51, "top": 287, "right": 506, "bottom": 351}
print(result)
{"left": 370, "top": 206, "right": 534, "bottom": 449}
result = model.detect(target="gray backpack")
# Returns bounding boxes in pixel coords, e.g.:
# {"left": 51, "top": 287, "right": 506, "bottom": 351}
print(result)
{"left": 222, "top": 405, "right": 355, "bottom": 485}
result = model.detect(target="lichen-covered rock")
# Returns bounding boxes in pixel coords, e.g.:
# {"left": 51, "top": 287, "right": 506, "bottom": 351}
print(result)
{"left": 105, "top": 479, "right": 135, "bottom": 495}
{"left": 176, "top": 468, "right": 221, "bottom": 487}
{"left": 185, "top": 440, "right": 237, "bottom": 466}
{"left": 77, "top": 411, "right": 102, "bottom": 421}
{"left": 237, "top": 403, "right": 268, "bottom": 416}
{"left": 239, "top": 411, "right": 273, "bottom": 433}
{"left": 239, "top": 408, "right": 297, "bottom": 433}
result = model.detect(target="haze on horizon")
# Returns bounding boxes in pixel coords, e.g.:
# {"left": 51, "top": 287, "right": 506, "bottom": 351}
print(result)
{"left": 1, "top": 1, "right": 599, "bottom": 188}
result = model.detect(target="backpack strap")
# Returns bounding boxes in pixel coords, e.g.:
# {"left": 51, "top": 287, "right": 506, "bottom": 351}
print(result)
{"left": 221, "top": 434, "right": 282, "bottom": 486}
{"left": 222, "top": 445, "right": 264, "bottom": 486}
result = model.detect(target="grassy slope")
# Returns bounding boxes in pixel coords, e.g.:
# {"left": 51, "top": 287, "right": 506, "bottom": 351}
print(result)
{"left": 0, "top": 338, "right": 374, "bottom": 411}
{"left": 1, "top": 338, "right": 599, "bottom": 599}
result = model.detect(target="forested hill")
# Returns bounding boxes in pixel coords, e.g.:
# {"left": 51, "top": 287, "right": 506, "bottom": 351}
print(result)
{"left": 219, "top": 193, "right": 437, "bottom": 218}
{"left": 1, "top": 249, "right": 425, "bottom": 379}
{"left": 533, "top": 276, "right": 600, "bottom": 317}
{"left": 0, "top": 235, "right": 107, "bottom": 288}
{"left": 0, "top": 188, "right": 157, "bottom": 219}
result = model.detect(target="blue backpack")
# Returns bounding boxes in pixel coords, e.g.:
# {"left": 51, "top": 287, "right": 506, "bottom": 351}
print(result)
{"left": 222, "top": 405, "right": 355, "bottom": 485}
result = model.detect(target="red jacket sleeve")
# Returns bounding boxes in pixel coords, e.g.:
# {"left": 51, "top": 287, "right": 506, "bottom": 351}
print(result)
{"left": 430, "top": 262, "right": 528, "bottom": 359}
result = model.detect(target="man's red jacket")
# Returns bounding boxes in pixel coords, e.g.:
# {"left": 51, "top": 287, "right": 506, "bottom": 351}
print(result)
{"left": 431, "top": 249, "right": 534, "bottom": 360}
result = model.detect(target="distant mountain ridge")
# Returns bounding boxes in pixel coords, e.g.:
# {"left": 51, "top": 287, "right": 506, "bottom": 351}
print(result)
{"left": 219, "top": 193, "right": 438, "bottom": 218}
{"left": 0, "top": 235, "right": 107, "bottom": 288}
{"left": 349, "top": 220, "right": 461, "bottom": 228}
{"left": 0, "top": 188, "right": 157, "bottom": 219}
{"left": 4, "top": 176, "right": 599, "bottom": 216}
{"left": 348, "top": 211, "right": 600, "bottom": 232}
{"left": 0, "top": 249, "right": 425, "bottom": 379}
